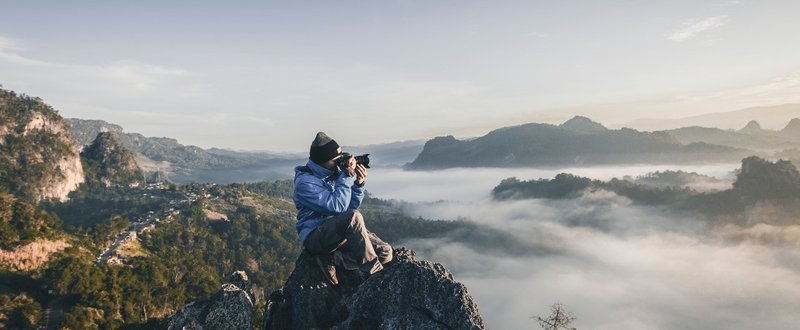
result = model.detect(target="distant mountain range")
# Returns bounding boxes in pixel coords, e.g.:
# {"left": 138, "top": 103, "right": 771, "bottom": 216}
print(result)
{"left": 67, "top": 118, "right": 426, "bottom": 183}
{"left": 659, "top": 118, "right": 800, "bottom": 151}
{"left": 624, "top": 103, "right": 800, "bottom": 131}
{"left": 406, "top": 116, "right": 753, "bottom": 170}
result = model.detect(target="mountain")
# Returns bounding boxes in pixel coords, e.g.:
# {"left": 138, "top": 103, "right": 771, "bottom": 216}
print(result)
{"left": 738, "top": 120, "right": 764, "bottom": 134}
{"left": 67, "top": 118, "right": 305, "bottom": 183}
{"left": 559, "top": 115, "right": 609, "bottom": 133}
{"left": 407, "top": 117, "right": 750, "bottom": 170}
{"left": 68, "top": 118, "right": 428, "bottom": 183}
{"left": 81, "top": 132, "right": 145, "bottom": 188}
{"left": 660, "top": 118, "right": 800, "bottom": 151}
{"left": 67, "top": 118, "right": 254, "bottom": 170}
{"left": 624, "top": 103, "right": 800, "bottom": 131}
{"left": 782, "top": 118, "right": 800, "bottom": 135}
{"left": 262, "top": 248, "right": 485, "bottom": 329}
{"left": 343, "top": 139, "right": 426, "bottom": 167}
{"left": 0, "top": 88, "right": 84, "bottom": 202}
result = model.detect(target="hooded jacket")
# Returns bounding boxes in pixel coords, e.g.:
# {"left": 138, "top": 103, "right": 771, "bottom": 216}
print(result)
{"left": 293, "top": 159, "right": 365, "bottom": 244}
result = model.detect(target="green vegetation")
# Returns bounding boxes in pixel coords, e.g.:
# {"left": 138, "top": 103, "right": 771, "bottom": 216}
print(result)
{"left": 81, "top": 132, "right": 144, "bottom": 188}
{"left": 67, "top": 118, "right": 263, "bottom": 170}
{"left": 493, "top": 156, "right": 800, "bottom": 224}
{"left": 42, "top": 186, "right": 174, "bottom": 228}
{"left": 34, "top": 184, "right": 300, "bottom": 328}
{"left": 0, "top": 88, "right": 78, "bottom": 202}
{"left": 0, "top": 193, "right": 61, "bottom": 250}
{"left": 0, "top": 293, "right": 42, "bottom": 329}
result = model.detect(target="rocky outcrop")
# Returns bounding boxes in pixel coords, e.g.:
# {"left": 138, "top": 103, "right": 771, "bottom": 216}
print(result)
{"left": 0, "top": 88, "right": 85, "bottom": 202}
{"left": 164, "top": 271, "right": 254, "bottom": 330}
{"left": 82, "top": 131, "right": 144, "bottom": 187}
{"left": 264, "top": 248, "right": 485, "bottom": 330}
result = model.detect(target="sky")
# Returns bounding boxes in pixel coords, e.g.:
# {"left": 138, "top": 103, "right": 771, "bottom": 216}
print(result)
{"left": 2, "top": 1, "right": 800, "bottom": 152}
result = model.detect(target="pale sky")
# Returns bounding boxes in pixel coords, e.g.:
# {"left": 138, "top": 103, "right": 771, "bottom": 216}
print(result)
{"left": 2, "top": 1, "right": 800, "bottom": 152}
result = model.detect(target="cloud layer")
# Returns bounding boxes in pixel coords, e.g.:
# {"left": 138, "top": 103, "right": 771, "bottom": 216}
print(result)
{"left": 368, "top": 166, "right": 800, "bottom": 329}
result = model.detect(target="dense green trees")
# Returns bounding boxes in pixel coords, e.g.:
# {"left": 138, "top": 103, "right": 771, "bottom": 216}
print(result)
{"left": 492, "top": 157, "right": 800, "bottom": 223}
{"left": 0, "top": 293, "right": 42, "bottom": 329}
{"left": 0, "top": 193, "right": 61, "bottom": 249}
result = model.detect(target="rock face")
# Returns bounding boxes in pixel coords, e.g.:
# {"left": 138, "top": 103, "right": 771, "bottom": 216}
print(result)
{"left": 0, "top": 88, "right": 84, "bottom": 202}
{"left": 164, "top": 271, "right": 254, "bottom": 330}
{"left": 81, "top": 131, "right": 144, "bottom": 187}
{"left": 264, "top": 248, "right": 485, "bottom": 330}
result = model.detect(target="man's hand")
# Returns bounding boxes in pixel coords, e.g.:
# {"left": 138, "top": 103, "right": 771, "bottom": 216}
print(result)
{"left": 355, "top": 164, "right": 367, "bottom": 186}
{"left": 343, "top": 155, "right": 357, "bottom": 177}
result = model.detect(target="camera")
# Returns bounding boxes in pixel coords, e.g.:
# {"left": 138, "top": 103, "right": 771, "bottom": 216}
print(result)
{"left": 336, "top": 153, "right": 371, "bottom": 169}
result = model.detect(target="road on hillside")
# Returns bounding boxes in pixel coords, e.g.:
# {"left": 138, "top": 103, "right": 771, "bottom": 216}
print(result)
{"left": 43, "top": 297, "right": 64, "bottom": 330}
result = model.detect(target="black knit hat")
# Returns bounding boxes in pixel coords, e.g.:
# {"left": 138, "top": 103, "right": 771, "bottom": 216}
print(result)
{"left": 309, "top": 132, "right": 341, "bottom": 164}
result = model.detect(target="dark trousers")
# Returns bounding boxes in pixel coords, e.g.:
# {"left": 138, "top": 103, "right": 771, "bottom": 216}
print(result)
{"left": 303, "top": 210, "right": 393, "bottom": 274}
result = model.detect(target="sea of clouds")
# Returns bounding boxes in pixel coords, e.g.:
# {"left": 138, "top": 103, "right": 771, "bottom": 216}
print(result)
{"left": 365, "top": 164, "right": 800, "bottom": 329}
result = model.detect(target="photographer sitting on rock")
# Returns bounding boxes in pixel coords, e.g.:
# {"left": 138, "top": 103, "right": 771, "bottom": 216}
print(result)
{"left": 292, "top": 132, "right": 393, "bottom": 286}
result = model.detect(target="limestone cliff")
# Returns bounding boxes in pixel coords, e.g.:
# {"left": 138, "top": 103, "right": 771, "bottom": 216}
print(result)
{"left": 0, "top": 88, "right": 84, "bottom": 202}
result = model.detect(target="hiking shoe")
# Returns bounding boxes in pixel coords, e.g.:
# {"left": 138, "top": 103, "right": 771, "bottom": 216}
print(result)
{"left": 315, "top": 255, "right": 338, "bottom": 286}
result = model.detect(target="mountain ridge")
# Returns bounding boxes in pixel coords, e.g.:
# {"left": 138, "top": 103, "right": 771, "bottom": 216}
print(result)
{"left": 623, "top": 103, "right": 800, "bottom": 131}
{"left": 407, "top": 117, "right": 749, "bottom": 170}
{"left": 660, "top": 118, "right": 800, "bottom": 151}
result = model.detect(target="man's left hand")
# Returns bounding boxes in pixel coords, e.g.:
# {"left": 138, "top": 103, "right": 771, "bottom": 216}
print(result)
{"left": 355, "top": 164, "right": 367, "bottom": 186}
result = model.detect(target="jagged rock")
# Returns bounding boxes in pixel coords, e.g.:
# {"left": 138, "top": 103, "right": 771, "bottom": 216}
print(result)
{"left": 230, "top": 270, "right": 249, "bottom": 294}
{"left": 264, "top": 247, "right": 485, "bottom": 330}
{"left": 164, "top": 271, "right": 254, "bottom": 330}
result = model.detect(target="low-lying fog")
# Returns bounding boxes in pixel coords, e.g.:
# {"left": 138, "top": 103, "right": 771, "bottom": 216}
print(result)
{"left": 366, "top": 164, "right": 800, "bottom": 330}
{"left": 368, "top": 164, "right": 737, "bottom": 202}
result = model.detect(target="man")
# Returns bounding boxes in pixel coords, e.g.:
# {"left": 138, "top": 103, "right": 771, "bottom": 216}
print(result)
{"left": 293, "top": 132, "right": 392, "bottom": 285}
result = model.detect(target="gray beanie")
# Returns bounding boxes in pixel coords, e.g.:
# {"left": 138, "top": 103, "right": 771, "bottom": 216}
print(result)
{"left": 309, "top": 132, "right": 341, "bottom": 164}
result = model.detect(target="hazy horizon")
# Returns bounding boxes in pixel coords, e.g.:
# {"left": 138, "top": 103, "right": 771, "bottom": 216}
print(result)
{"left": 3, "top": 1, "right": 800, "bottom": 152}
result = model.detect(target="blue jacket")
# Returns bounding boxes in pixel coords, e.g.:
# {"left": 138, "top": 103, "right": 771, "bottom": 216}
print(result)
{"left": 293, "top": 160, "right": 364, "bottom": 244}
